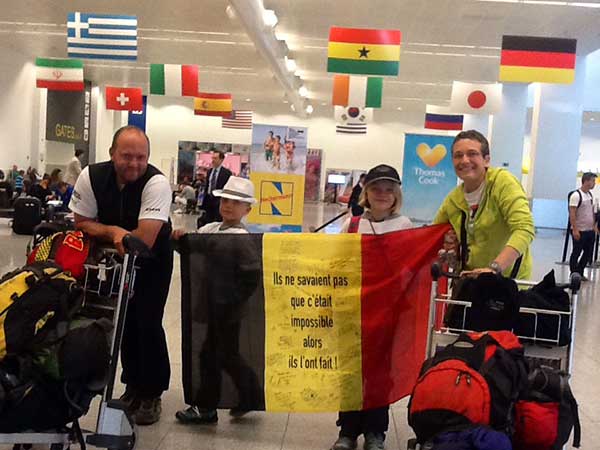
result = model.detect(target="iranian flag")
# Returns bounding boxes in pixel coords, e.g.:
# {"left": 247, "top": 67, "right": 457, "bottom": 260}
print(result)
{"left": 150, "top": 64, "right": 198, "bottom": 97}
{"left": 36, "top": 57, "right": 84, "bottom": 91}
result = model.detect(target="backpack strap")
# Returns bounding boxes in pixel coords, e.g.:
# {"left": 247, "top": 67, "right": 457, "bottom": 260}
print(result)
{"left": 347, "top": 216, "right": 361, "bottom": 233}
{"left": 460, "top": 211, "right": 469, "bottom": 270}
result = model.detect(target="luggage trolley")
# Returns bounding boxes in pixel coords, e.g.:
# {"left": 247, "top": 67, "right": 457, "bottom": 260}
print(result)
{"left": 425, "top": 263, "right": 582, "bottom": 373}
{"left": 1, "top": 234, "right": 149, "bottom": 450}
{"left": 407, "top": 264, "right": 582, "bottom": 450}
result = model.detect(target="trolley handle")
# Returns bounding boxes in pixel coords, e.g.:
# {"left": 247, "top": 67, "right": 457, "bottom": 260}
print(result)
{"left": 431, "top": 262, "right": 582, "bottom": 294}
{"left": 122, "top": 234, "right": 152, "bottom": 258}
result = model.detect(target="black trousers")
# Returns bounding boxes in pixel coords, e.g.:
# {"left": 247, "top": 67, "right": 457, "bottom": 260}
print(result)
{"left": 202, "top": 195, "right": 222, "bottom": 225}
{"left": 196, "top": 319, "right": 262, "bottom": 409}
{"left": 337, "top": 407, "right": 389, "bottom": 439}
{"left": 120, "top": 252, "right": 173, "bottom": 399}
{"left": 569, "top": 230, "right": 595, "bottom": 276}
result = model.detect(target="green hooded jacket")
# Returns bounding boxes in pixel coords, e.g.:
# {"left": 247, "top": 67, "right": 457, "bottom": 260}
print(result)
{"left": 433, "top": 167, "right": 534, "bottom": 279}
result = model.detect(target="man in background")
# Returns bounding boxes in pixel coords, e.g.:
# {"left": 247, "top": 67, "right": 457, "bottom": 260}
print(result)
{"left": 569, "top": 172, "right": 598, "bottom": 280}
{"left": 65, "top": 149, "right": 85, "bottom": 186}
{"left": 201, "top": 150, "right": 231, "bottom": 225}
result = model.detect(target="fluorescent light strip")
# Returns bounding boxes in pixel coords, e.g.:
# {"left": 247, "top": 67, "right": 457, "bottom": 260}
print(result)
{"left": 139, "top": 27, "right": 231, "bottom": 35}
{"left": 477, "top": 0, "right": 600, "bottom": 6}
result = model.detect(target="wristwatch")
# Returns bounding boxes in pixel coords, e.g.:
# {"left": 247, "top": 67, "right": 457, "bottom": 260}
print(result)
{"left": 489, "top": 261, "right": 502, "bottom": 274}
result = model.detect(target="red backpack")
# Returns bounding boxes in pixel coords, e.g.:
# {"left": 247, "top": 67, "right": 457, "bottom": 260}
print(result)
{"left": 27, "top": 230, "right": 92, "bottom": 279}
{"left": 408, "top": 331, "right": 528, "bottom": 443}
{"left": 513, "top": 365, "right": 581, "bottom": 450}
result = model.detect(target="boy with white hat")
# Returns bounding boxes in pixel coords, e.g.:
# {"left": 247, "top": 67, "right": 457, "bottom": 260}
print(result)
{"left": 173, "top": 176, "right": 256, "bottom": 238}
{"left": 174, "top": 176, "right": 263, "bottom": 424}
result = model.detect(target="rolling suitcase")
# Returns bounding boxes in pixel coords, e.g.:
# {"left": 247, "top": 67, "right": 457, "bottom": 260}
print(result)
{"left": 12, "top": 196, "right": 42, "bottom": 235}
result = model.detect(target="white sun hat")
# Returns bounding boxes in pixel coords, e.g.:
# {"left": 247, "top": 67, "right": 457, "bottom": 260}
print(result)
{"left": 213, "top": 176, "right": 257, "bottom": 204}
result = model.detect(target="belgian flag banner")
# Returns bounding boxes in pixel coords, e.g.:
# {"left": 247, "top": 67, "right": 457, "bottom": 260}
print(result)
{"left": 179, "top": 224, "right": 449, "bottom": 412}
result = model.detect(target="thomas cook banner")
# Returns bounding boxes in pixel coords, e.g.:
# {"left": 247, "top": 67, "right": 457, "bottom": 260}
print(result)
{"left": 179, "top": 224, "right": 449, "bottom": 412}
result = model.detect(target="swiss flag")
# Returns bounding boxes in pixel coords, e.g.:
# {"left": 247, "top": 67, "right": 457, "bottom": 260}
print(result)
{"left": 449, "top": 81, "right": 502, "bottom": 114}
{"left": 105, "top": 86, "right": 143, "bottom": 111}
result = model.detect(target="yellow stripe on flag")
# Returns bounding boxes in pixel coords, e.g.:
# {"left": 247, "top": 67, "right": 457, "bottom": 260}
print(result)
{"left": 499, "top": 65, "right": 575, "bottom": 84}
{"left": 328, "top": 42, "right": 400, "bottom": 62}
{"left": 263, "top": 233, "right": 363, "bottom": 412}
{"left": 193, "top": 97, "right": 232, "bottom": 112}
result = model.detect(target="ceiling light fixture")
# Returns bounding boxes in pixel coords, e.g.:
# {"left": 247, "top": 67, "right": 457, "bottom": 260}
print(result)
{"left": 290, "top": 104, "right": 296, "bottom": 112}
{"left": 245, "top": 98, "right": 251, "bottom": 102}
{"left": 299, "top": 86, "right": 308, "bottom": 97}
{"left": 262, "top": 9, "right": 278, "bottom": 27}
{"left": 285, "top": 57, "right": 297, "bottom": 72}
{"left": 306, "top": 104, "right": 314, "bottom": 114}
{"left": 225, "top": 5, "right": 237, "bottom": 19}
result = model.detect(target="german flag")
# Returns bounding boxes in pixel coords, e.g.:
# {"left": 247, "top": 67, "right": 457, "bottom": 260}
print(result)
{"left": 193, "top": 93, "right": 232, "bottom": 117}
{"left": 328, "top": 27, "right": 401, "bottom": 76}
{"left": 499, "top": 35, "right": 577, "bottom": 84}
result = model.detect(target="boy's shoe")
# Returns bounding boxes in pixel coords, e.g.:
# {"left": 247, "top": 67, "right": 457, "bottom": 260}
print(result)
{"left": 133, "top": 397, "right": 162, "bottom": 426}
{"left": 330, "top": 436, "right": 357, "bottom": 450}
{"left": 229, "top": 407, "right": 252, "bottom": 418}
{"left": 363, "top": 433, "right": 385, "bottom": 450}
{"left": 175, "top": 406, "right": 218, "bottom": 424}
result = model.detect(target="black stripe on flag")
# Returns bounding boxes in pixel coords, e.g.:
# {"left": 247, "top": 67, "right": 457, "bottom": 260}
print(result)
{"left": 336, "top": 124, "right": 367, "bottom": 134}
{"left": 502, "top": 35, "right": 577, "bottom": 54}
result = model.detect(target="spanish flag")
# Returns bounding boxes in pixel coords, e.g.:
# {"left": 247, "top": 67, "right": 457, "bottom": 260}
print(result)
{"left": 193, "top": 93, "right": 232, "bottom": 117}
{"left": 179, "top": 224, "right": 449, "bottom": 412}
{"left": 328, "top": 27, "right": 401, "bottom": 76}
{"left": 499, "top": 35, "right": 577, "bottom": 84}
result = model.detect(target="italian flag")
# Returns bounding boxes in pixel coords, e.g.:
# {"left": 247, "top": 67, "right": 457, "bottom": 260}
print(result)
{"left": 35, "top": 58, "right": 84, "bottom": 91}
{"left": 179, "top": 224, "right": 450, "bottom": 412}
{"left": 150, "top": 64, "right": 198, "bottom": 97}
{"left": 332, "top": 75, "right": 383, "bottom": 108}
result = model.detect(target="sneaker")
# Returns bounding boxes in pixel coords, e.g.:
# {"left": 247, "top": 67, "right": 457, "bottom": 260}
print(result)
{"left": 229, "top": 407, "right": 252, "bottom": 418}
{"left": 330, "top": 436, "right": 357, "bottom": 450}
{"left": 133, "top": 397, "right": 162, "bottom": 426}
{"left": 175, "top": 406, "right": 218, "bottom": 424}
{"left": 364, "top": 433, "right": 385, "bottom": 450}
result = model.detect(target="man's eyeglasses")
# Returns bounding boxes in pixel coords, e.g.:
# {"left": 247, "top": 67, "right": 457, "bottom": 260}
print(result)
{"left": 452, "top": 151, "right": 483, "bottom": 160}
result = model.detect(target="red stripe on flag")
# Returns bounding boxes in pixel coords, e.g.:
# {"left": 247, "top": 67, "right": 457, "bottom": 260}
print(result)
{"left": 329, "top": 27, "right": 401, "bottom": 45}
{"left": 360, "top": 224, "right": 450, "bottom": 409}
{"left": 197, "top": 92, "right": 232, "bottom": 100}
{"left": 36, "top": 80, "right": 84, "bottom": 91}
{"left": 425, "top": 120, "right": 463, "bottom": 131}
{"left": 500, "top": 50, "right": 576, "bottom": 69}
{"left": 181, "top": 65, "right": 199, "bottom": 97}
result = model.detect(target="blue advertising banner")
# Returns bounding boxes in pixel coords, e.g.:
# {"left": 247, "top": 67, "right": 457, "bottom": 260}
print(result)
{"left": 401, "top": 133, "right": 457, "bottom": 222}
{"left": 127, "top": 95, "right": 147, "bottom": 131}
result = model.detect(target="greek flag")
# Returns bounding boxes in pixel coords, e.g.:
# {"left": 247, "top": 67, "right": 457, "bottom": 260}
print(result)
{"left": 67, "top": 12, "right": 137, "bottom": 61}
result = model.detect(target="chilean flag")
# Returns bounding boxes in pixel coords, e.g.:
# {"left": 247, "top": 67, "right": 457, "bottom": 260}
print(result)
{"left": 424, "top": 105, "right": 464, "bottom": 131}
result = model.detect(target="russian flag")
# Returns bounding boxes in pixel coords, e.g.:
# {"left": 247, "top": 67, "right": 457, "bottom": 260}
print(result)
{"left": 424, "top": 105, "right": 463, "bottom": 131}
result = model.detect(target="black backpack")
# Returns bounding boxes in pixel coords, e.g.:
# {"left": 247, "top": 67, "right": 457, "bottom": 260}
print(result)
{"left": 446, "top": 273, "right": 521, "bottom": 332}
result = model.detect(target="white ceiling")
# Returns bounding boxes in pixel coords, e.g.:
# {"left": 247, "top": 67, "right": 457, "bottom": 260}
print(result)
{"left": 2, "top": 0, "right": 600, "bottom": 113}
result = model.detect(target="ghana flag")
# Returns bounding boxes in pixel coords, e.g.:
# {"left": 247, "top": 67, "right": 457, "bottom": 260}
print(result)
{"left": 179, "top": 224, "right": 449, "bottom": 412}
{"left": 328, "top": 27, "right": 401, "bottom": 76}
{"left": 499, "top": 35, "right": 577, "bottom": 84}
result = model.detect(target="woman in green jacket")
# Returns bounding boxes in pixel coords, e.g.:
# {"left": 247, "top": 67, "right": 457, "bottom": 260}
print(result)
{"left": 433, "top": 130, "right": 534, "bottom": 279}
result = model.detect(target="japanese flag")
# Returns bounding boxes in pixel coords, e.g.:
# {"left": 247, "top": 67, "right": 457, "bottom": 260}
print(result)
{"left": 449, "top": 81, "right": 502, "bottom": 114}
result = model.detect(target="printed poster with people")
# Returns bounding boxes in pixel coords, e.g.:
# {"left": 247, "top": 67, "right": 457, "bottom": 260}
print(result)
{"left": 248, "top": 124, "right": 308, "bottom": 231}
{"left": 401, "top": 133, "right": 457, "bottom": 222}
